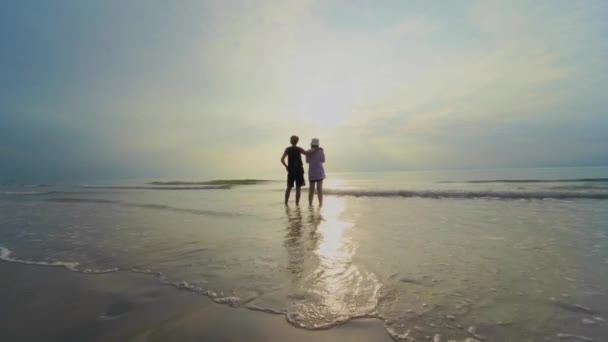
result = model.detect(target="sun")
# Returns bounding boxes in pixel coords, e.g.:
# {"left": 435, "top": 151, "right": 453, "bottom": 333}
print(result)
{"left": 287, "top": 86, "right": 356, "bottom": 128}
{"left": 304, "top": 103, "right": 351, "bottom": 127}
{"left": 282, "top": 63, "right": 360, "bottom": 128}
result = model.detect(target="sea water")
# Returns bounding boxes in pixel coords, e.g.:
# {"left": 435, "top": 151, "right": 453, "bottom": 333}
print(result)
{"left": 1, "top": 167, "right": 608, "bottom": 341}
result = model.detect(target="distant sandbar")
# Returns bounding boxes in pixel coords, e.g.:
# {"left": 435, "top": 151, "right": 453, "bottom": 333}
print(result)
{"left": 147, "top": 179, "right": 272, "bottom": 186}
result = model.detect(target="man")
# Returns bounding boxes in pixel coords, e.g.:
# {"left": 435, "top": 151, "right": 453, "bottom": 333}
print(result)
{"left": 280, "top": 135, "right": 309, "bottom": 205}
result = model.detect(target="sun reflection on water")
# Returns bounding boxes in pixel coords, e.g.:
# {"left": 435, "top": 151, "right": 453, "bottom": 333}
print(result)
{"left": 316, "top": 197, "right": 352, "bottom": 268}
{"left": 315, "top": 197, "right": 356, "bottom": 314}
{"left": 322, "top": 178, "right": 343, "bottom": 190}
{"left": 284, "top": 197, "right": 380, "bottom": 329}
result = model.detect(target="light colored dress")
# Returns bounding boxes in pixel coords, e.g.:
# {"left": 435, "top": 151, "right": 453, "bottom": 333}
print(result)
{"left": 306, "top": 148, "right": 325, "bottom": 181}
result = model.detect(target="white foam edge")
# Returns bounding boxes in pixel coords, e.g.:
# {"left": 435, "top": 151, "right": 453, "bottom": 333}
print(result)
{"left": 245, "top": 304, "right": 286, "bottom": 315}
{"left": 1, "top": 246, "right": 389, "bottom": 333}
{"left": 0, "top": 246, "right": 119, "bottom": 273}
{"left": 286, "top": 311, "right": 380, "bottom": 330}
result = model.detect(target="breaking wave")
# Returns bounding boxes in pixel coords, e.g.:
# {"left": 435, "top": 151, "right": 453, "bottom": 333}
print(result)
{"left": 325, "top": 189, "right": 608, "bottom": 200}
{"left": 440, "top": 178, "right": 608, "bottom": 184}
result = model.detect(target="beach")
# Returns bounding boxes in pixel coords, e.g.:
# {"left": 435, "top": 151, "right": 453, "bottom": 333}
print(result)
{"left": 0, "top": 262, "right": 392, "bottom": 342}
{"left": 1, "top": 168, "right": 608, "bottom": 341}
{"left": 3, "top": 0, "right": 607, "bottom": 340}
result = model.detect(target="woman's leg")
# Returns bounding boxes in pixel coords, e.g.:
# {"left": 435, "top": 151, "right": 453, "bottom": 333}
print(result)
{"left": 308, "top": 181, "right": 316, "bottom": 206}
{"left": 317, "top": 180, "right": 323, "bottom": 207}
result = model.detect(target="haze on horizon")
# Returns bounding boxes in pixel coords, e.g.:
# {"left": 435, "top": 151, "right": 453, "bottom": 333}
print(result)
{"left": 1, "top": 0, "right": 607, "bottom": 182}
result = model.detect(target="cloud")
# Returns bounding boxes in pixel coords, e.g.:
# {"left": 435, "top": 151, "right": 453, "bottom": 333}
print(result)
{"left": 0, "top": 1, "right": 606, "bottom": 181}
{"left": 340, "top": 1, "right": 608, "bottom": 169}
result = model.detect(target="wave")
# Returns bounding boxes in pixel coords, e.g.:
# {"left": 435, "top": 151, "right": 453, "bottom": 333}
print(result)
{"left": 3, "top": 190, "right": 94, "bottom": 196}
{"left": 549, "top": 185, "right": 608, "bottom": 190}
{"left": 0, "top": 183, "right": 49, "bottom": 187}
{"left": 3, "top": 191, "right": 54, "bottom": 195}
{"left": 1, "top": 245, "right": 375, "bottom": 331}
{"left": 46, "top": 197, "right": 246, "bottom": 217}
{"left": 325, "top": 189, "right": 608, "bottom": 200}
{"left": 0, "top": 245, "right": 524, "bottom": 341}
{"left": 440, "top": 178, "right": 608, "bottom": 184}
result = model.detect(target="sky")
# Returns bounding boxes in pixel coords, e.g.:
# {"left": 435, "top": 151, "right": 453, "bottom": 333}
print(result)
{"left": 1, "top": 0, "right": 607, "bottom": 182}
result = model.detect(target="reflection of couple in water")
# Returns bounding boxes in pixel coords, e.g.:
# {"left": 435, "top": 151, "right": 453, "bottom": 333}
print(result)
{"left": 284, "top": 205, "right": 323, "bottom": 278}
{"left": 281, "top": 135, "right": 325, "bottom": 206}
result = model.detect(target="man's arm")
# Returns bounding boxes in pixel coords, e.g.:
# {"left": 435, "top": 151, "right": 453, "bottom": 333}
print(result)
{"left": 301, "top": 147, "right": 310, "bottom": 163}
{"left": 280, "top": 149, "right": 289, "bottom": 171}
{"left": 301, "top": 147, "right": 318, "bottom": 156}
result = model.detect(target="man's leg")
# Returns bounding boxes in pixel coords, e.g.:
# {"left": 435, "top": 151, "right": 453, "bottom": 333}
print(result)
{"left": 308, "top": 181, "right": 316, "bottom": 206}
{"left": 285, "top": 174, "right": 294, "bottom": 205}
{"left": 317, "top": 180, "right": 323, "bottom": 207}
{"left": 285, "top": 186, "right": 292, "bottom": 205}
{"left": 295, "top": 186, "right": 301, "bottom": 205}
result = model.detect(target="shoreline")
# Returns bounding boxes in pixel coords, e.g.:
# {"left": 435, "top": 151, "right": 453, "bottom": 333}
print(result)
{"left": 0, "top": 261, "right": 393, "bottom": 342}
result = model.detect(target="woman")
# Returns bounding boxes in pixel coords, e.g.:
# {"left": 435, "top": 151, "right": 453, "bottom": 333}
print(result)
{"left": 306, "top": 138, "right": 325, "bottom": 207}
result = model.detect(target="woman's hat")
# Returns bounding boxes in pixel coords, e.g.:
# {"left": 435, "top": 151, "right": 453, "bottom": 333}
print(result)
{"left": 311, "top": 138, "right": 319, "bottom": 146}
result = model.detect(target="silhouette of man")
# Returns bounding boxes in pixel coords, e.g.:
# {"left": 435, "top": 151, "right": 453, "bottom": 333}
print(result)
{"left": 281, "top": 135, "right": 309, "bottom": 205}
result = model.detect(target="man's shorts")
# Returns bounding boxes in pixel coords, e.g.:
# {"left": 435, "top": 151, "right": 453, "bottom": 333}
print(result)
{"left": 287, "top": 171, "right": 305, "bottom": 188}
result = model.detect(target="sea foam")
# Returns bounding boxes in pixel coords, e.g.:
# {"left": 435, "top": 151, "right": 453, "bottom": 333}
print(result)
{"left": 0, "top": 247, "right": 121, "bottom": 273}
{"left": 0, "top": 246, "right": 81, "bottom": 271}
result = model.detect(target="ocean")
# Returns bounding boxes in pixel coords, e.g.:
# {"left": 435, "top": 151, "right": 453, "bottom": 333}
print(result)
{"left": 1, "top": 167, "right": 608, "bottom": 341}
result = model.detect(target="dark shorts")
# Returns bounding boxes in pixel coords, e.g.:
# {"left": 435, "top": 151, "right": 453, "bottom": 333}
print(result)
{"left": 287, "top": 171, "right": 305, "bottom": 188}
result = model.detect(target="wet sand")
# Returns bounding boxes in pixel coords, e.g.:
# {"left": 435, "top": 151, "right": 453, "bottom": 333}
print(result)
{"left": 0, "top": 262, "right": 393, "bottom": 342}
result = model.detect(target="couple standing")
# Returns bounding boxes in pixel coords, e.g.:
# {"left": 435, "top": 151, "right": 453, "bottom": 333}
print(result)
{"left": 281, "top": 135, "right": 325, "bottom": 206}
